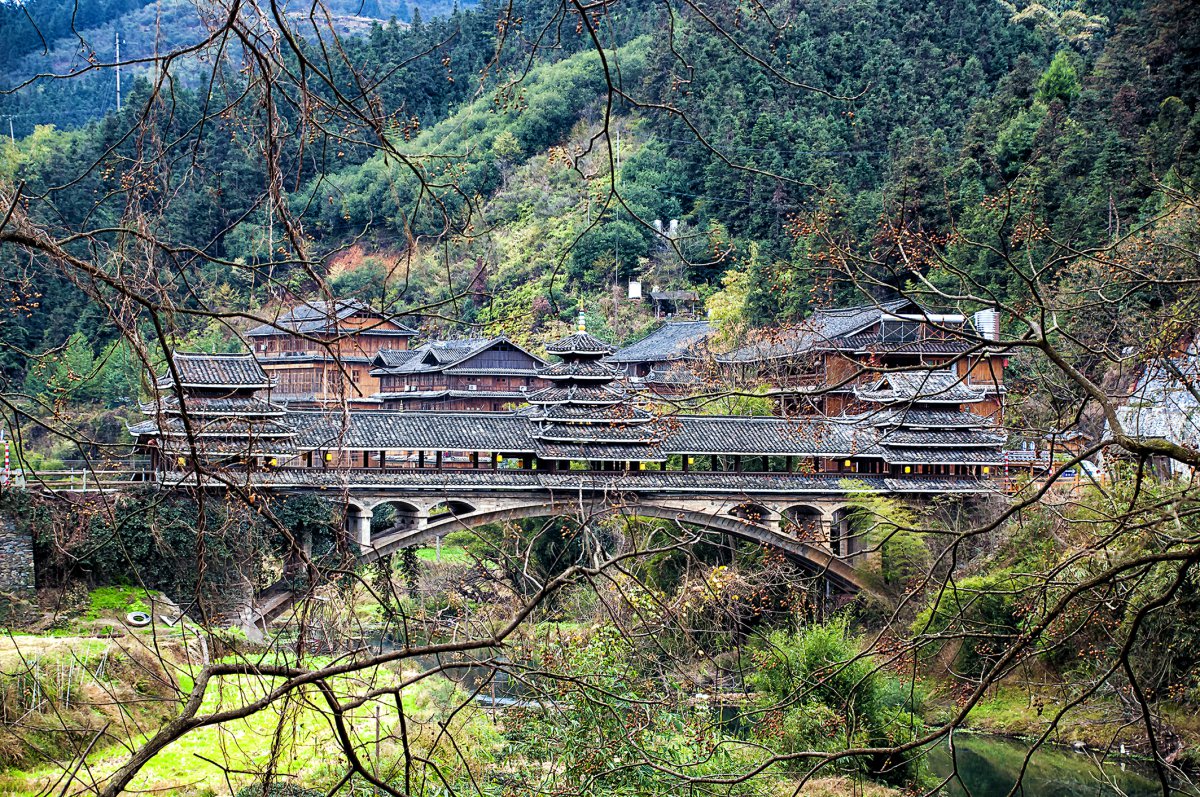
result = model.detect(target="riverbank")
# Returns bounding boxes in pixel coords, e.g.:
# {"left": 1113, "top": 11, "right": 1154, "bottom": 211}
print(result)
{"left": 929, "top": 681, "right": 1200, "bottom": 767}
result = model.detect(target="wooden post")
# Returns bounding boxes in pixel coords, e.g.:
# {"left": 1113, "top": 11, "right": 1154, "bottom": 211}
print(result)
{"left": 418, "top": 451, "right": 425, "bottom": 469}
{"left": 435, "top": 451, "right": 443, "bottom": 470}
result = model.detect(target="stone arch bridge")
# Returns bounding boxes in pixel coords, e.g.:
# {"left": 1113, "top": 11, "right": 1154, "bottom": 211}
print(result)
{"left": 234, "top": 469, "right": 992, "bottom": 625}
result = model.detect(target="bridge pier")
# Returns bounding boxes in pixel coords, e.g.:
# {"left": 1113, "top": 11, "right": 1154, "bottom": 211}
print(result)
{"left": 346, "top": 505, "right": 374, "bottom": 550}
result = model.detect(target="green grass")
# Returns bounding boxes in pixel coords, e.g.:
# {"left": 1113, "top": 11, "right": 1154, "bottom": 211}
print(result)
{"left": 414, "top": 544, "right": 470, "bottom": 564}
{"left": 0, "top": 664, "right": 469, "bottom": 797}
{"left": 85, "top": 585, "right": 151, "bottom": 620}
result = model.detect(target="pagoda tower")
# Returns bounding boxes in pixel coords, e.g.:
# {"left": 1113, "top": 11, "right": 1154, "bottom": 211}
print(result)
{"left": 526, "top": 311, "right": 663, "bottom": 469}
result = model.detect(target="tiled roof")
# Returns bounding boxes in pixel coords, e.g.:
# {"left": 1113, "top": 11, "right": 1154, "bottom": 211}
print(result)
{"left": 373, "top": 349, "right": 419, "bottom": 368}
{"left": 539, "top": 360, "right": 624, "bottom": 380}
{"left": 291, "top": 411, "right": 535, "bottom": 451}
{"left": 609, "top": 321, "right": 713, "bottom": 364}
{"left": 526, "top": 385, "right": 628, "bottom": 405}
{"left": 443, "top": 367, "right": 543, "bottom": 377}
{"left": 649, "top": 289, "right": 699, "bottom": 302}
{"left": 156, "top": 353, "right": 270, "bottom": 389}
{"left": 142, "top": 396, "right": 285, "bottom": 417}
{"left": 536, "top": 422, "right": 663, "bottom": 443}
{"left": 371, "top": 337, "right": 545, "bottom": 376}
{"left": 159, "top": 438, "right": 299, "bottom": 457}
{"left": 525, "top": 404, "right": 656, "bottom": 423}
{"left": 1111, "top": 354, "right": 1200, "bottom": 458}
{"left": 642, "top": 365, "right": 704, "bottom": 386}
{"left": 854, "top": 408, "right": 996, "bottom": 428}
{"left": 852, "top": 370, "right": 985, "bottom": 404}
{"left": 875, "top": 429, "right": 1006, "bottom": 447}
{"left": 718, "top": 299, "right": 914, "bottom": 363}
{"left": 545, "top": 332, "right": 616, "bottom": 356}
{"left": 879, "top": 446, "right": 1005, "bottom": 465}
{"left": 661, "top": 416, "right": 876, "bottom": 457}
{"left": 246, "top": 299, "right": 418, "bottom": 337}
{"left": 833, "top": 332, "right": 975, "bottom": 355}
{"left": 131, "top": 417, "right": 295, "bottom": 438}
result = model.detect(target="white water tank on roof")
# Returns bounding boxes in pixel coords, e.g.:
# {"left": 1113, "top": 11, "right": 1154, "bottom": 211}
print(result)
{"left": 973, "top": 309, "right": 1001, "bottom": 341}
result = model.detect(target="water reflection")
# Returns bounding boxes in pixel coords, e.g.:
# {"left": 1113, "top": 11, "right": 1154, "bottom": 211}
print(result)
{"left": 927, "top": 734, "right": 1180, "bottom": 797}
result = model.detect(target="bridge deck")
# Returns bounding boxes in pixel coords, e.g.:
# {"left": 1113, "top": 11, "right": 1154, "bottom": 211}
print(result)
{"left": 155, "top": 468, "right": 998, "bottom": 495}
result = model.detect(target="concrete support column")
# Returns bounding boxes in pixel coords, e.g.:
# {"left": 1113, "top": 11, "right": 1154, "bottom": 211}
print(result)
{"left": 346, "top": 507, "right": 374, "bottom": 550}
{"left": 820, "top": 508, "right": 838, "bottom": 554}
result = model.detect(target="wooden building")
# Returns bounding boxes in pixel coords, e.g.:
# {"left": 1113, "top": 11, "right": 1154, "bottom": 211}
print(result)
{"left": 607, "top": 320, "right": 714, "bottom": 396}
{"left": 246, "top": 299, "right": 418, "bottom": 407}
{"left": 129, "top": 352, "right": 295, "bottom": 473}
{"left": 370, "top": 336, "right": 550, "bottom": 411}
{"left": 717, "top": 299, "right": 1006, "bottom": 420}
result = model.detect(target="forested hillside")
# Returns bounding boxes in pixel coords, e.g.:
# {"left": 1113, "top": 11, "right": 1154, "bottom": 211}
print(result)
{"left": 3, "top": 0, "right": 1196, "bottom": 390}
{"left": 0, "top": 0, "right": 478, "bottom": 134}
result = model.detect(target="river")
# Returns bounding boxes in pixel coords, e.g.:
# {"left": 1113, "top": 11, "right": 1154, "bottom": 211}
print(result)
{"left": 926, "top": 733, "right": 1183, "bottom": 797}
{"left": 405, "top": 650, "right": 1187, "bottom": 796}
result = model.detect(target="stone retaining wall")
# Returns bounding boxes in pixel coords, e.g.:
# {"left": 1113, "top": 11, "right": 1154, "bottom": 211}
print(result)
{"left": 0, "top": 513, "right": 37, "bottom": 625}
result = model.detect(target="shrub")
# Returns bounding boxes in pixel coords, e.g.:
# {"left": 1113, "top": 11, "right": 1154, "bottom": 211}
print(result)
{"left": 748, "top": 621, "right": 923, "bottom": 784}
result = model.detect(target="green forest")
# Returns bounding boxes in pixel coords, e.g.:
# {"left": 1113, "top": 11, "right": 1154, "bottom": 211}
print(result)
{"left": 2, "top": 0, "right": 1197, "bottom": 388}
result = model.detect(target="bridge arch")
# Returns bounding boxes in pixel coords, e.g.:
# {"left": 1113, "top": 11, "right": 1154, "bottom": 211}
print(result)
{"left": 427, "top": 499, "right": 477, "bottom": 518}
{"left": 362, "top": 499, "right": 875, "bottom": 594}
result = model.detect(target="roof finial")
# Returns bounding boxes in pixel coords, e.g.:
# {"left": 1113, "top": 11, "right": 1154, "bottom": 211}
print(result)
{"left": 577, "top": 297, "right": 586, "bottom": 333}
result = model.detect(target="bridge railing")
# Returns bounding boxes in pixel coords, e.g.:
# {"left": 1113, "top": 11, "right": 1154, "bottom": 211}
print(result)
{"left": 6, "top": 469, "right": 155, "bottom": 492}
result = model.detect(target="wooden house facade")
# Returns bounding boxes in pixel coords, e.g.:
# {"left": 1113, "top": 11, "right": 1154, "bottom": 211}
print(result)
{"left": 370, "top": 336, "right": 550, "bottom": 411}
{"left": 246, "top": 299, "right": 418, "bottom": 407}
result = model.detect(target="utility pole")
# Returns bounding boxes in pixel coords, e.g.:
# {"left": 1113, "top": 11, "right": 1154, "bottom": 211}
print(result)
{"left": 7, "top": 117, "right": 14, "bottom": 146}
{"left": 115, "top": 31, "right": 121, "bottom": 112}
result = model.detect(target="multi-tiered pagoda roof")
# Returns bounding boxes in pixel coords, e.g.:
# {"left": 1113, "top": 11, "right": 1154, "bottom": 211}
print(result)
{"left": 130, "top": 353, "right": 296, "bottom": 467}
{"left": 524, "top": 315, "right": 663, "bottom": 461}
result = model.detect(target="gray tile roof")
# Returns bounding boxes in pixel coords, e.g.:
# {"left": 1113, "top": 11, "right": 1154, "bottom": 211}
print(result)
{"left": 834, "top": 332, "right": 974, "bottom": 355}
{"left": 141, "top": 395, "right": 285, "bottom": 416}
{"left": 371, "top": 336, "right": 546, "bottom": 376}
{"left": 291, "top": 411, "right": 535, "bottom": 451}
{"left": 852, "top": 370, "right": 985, "bottom": 404}
{"left": 545, "top": 332, "right": 616, "bottom": 356}
{"left": 854, "top": 408, "right": 996, "bottom": 428}
{"left": 526, "top": 385, "right": 628, "bottom": 405}
{"left": 536, "top": 422, "right": 664, "bottom": 444}
{"left": 160, "top": 438, "right": 298, "bottom": 457}
{"left": 246, "top": 299, "right": 418, "bottom": 338}
{"left": 155, "top": 353, "right": 270, "bottom": 389}
{"left": 609, "top": 321, "right": 714, "bottom": 364}
{"left": 875, "top": 429, "right": 1006, "bottom": 447}
{"left": 132, "top": 417, "right": 295, "bottom": 438}
{"left": 660, "top": 416, "right": 878, "bottom": 457}
{"left": 539, "top": 360, "right": 624, "bottom": 380}
{"left": 373, "top": 349, "right": 419, "bottom": 368}
{"left": 718, "top": 299, "right": 914, "bottom": 363}
{"left": 524, "top": 404, "right": 656, "bottom": 423}
{"left": 879, "top": 446, "right": 1005, "bottom": 465}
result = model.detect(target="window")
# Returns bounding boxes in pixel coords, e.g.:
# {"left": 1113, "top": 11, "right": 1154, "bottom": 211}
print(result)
{"left": 351, "top": 369, "right": 360, "bottom": 383}
{"left": 880, "top": 320, "right": 921, "bottom": 344}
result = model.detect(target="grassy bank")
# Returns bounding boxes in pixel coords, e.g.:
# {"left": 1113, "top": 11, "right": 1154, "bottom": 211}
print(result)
{"left": 925, "top": 682, "right": 1200, "bottom": 765}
